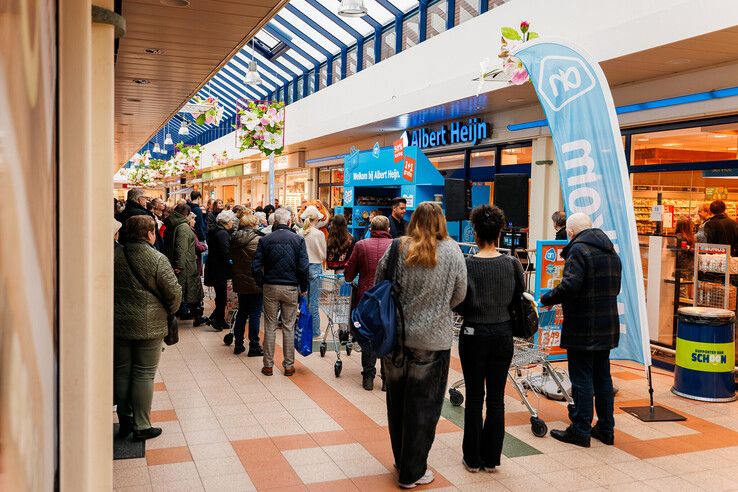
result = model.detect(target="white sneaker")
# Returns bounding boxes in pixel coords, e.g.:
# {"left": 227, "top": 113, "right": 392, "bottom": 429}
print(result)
{"left": 399, "top": 470, "right": 435, "bottom": 489}
{"left": 462, "top": 459, "right": 479, "bottom": 473}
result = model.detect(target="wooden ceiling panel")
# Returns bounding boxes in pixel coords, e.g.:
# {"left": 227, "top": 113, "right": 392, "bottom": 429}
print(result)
{"left": 115, "top": 0, "right": 288, "bottom": 167}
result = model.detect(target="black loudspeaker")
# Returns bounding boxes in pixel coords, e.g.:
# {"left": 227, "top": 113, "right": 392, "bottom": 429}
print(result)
{"left": 444, "top": 179, "right": 470, "bottom": 222}
{"left": 493, "top": 174, "right": 529, "bottom": 228}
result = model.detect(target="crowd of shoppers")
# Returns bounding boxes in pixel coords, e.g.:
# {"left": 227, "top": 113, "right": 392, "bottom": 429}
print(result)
{"left": 112, "top": 187, "right": 631, "bottom": 489}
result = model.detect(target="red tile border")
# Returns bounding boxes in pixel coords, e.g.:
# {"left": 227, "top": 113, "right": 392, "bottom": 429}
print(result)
{"left": 150, "top": 409, "right": 178, "bottom": 423}
{"left": 145, "top": 446, "right": 192, "bottom": 466}
{"left": 153, "top": 382, "right": 167, "bottom": 391}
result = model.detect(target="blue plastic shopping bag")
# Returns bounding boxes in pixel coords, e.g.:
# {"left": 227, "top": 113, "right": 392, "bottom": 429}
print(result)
{"left": 294, "top": 296, "right": 313, "bottom": 357}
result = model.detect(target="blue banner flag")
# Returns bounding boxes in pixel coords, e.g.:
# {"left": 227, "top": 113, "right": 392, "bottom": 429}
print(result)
{"left": 513, "top": 39, "right": 651, "bottom": 365}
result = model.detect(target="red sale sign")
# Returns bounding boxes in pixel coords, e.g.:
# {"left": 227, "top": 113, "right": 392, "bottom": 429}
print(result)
{"left": 393, "top": 139, "right": 404, "bottom": 163}
{"left": 402, "top": 156, "right": 415, "bottom": 182}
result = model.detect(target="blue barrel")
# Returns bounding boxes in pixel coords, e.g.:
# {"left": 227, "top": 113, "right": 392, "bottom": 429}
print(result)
{"left": 672, "top": 307, "right": 736, "bottom": 402}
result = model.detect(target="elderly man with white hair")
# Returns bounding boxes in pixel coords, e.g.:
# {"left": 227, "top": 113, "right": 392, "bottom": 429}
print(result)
{"left": 252, "top": 207, "right": 310, "bottom": 376}
{"left": 540, "top": 212, "right": 622, "bottom": 448}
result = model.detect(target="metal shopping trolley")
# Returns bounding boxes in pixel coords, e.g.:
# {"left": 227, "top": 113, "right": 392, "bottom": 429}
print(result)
{"left": 317, "top": 274, "right": 353, "bottom": 377}
{"left": 223, "top": 281, "right": 239, "bottom": 346}
{"left": 448, "top": 329, "right": 573, "bottom": 438}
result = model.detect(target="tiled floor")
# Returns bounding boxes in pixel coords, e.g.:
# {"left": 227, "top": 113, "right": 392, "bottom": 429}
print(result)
{"left": 114, "top": 309, "right": 738, "bottom": 491}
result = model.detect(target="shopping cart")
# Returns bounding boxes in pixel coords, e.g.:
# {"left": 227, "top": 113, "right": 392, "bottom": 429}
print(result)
{"left": 223, "top": 281, "right": 239, "bottom": 346}
{"left": 317, "top": 274, "right": 353, "bottom": 377}
{"left": 448, "top": 331, "right": 573, "bottom": 438}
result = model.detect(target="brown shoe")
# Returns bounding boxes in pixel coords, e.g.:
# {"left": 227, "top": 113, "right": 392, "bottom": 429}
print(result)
{"left": 284, "top": 367, "right": 295, "bottom": 377}
{"left": 261, "top": 366, "right": 273, "bottom": 376}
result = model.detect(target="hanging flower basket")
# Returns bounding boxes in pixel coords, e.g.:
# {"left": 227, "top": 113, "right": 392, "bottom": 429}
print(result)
{"left": 170, "top": 142, "right": 202, "bottom": 176}
{"left": 474, "top": 21, "right": 539, "bottom": 91}
{"left": 186, "top": 96, "right": 225, "bottom": 126}
{"left": 123, "top": 143, "right": 202, "bottom": 186}
{"left": 235, "top": 101, "right": 285, "bottom": 157}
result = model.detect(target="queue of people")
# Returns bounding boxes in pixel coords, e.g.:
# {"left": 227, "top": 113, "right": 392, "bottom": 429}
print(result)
{"left": 113, "top": 188, "right": 627, "bottom": 490}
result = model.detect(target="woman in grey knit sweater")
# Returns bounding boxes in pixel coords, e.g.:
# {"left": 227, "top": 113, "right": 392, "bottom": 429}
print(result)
{"left": 375, "top": 201, "right": 467, "bottom": 489}
{"left": 454, "top": 205, "right": 524, "bottom": 474}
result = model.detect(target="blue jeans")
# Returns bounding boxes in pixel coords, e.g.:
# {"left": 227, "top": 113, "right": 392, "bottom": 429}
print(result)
{"left": 234, "top": 293, "right": 263, "bottom": 349}
{"left": 567, "top": 349, "right": 615, "bottom": 436}
{"left": 308, "top": 263, "right": 322, "bottom": 336}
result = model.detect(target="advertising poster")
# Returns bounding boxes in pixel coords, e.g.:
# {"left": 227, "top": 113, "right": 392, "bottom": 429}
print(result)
{"left": 534, "top": 241, "right": 568, "bottom": 359}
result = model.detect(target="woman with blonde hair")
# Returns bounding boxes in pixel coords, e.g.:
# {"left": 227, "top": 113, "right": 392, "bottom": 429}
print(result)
{"left": 375, "top": 201, "right": 467, "bottom": 488}
{"left": 231, "top": 213, "right": 265, "bottom": 356}
{"left": 300, "top": 205, "right": 327, "bottom": 337}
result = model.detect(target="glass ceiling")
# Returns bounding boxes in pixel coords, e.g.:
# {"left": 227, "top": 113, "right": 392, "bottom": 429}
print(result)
{"left": 135, "top": 0, "right": 442, "bottom": 160}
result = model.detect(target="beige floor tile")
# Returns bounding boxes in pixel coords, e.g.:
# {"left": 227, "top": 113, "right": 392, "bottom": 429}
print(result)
{"left": 607, "top": 482, "right": 657, "bottom": 491}
{"left": 223, "top": 424, "right": 268, "bottom": 441}
{"left": 217, "top": 413, "right": 259, "bottom": 430}
{"left": 114, "top": 457, "right": 148, "bottom": 470}
{"left": 183, "top": 427, "right": 229, "bottom": 446}
{"left": 428, "top": 446, "right": 461, "bottom": 468}
{"left": 148, "top": 462, "right": 200, "bottom": 484}
{"left": 334, "top": 457, "right": 388, "bottom": 478}
{"left": 194, "top": 456, "right": 246, "bottom": 478}
{"left": 499, "top": 474, "right": 550, "bottom": 492}
{"left": 113, "top": 466, "right": 150, "bottom": 487}
{"left": 547, "top": 449, "right": 606, "bottom": 469}
{"left": 283, "top": 447, "right": 331, "bottom": 466}
{"left": 171, "top": 395, "right": 210, "bottom": 410}
{"left": 200, "top": 472, "right": 256, "bottom": 492}
{"left": 457, "top": 480, "right": 510, "bottom": 491}
{"left": 435, "top": 463, "right": 499, "bottom": 485}
{"left": 611, "top": 459, "right": 671, "bottom": 481}
{"left": 254, "top": 409, "right": 292, "bottom": 423}
{"left": 175, "top": 407, "right": 215, "bottom": 420}
{"left": 299, "top": 417, "right": 342, "bottom": 433}
{"left": 146, "top": 431, "right": 187, "bottom": 450}
{"left": 586, "top": 445, "right": 638, "bottom": 463}
{"left": 188, "top": 442, "right": 237, "bottom": 461}
{"left": 291, "top": 461, "right": 347, "bottom": 484}
{"left": 179, "top": 416, "right": 222, "bottom": 433}
{"left": 211, "top": 403, "right": 250, "bottom": 417}
{"left": 680, "top": 469, "right": 736, "bottom": 489}
{"left": 115, "top": 486, "right": 153, "bottom": 492}
{"left": 263, "top": 419, "right": 306, "bottom": 437}
{"left": 151, "top": 479, "right": 204, "bottom": 491}
{"left": 642, "top": 475, "right": 697, "bottom": 492}
{"left": 644, "top": 454, "right": 705, "bottom": 475}
{"left": 322, "top": 443, "right": 372, "bottom": 461}
{"left": 576, "top": 464, "right": 638, "bottom": 487}
{"left": 511, "top": 453, "right": 570, "bottom": 474}
{"left": 539, "top": 468, "right": 601, "bottom": 491}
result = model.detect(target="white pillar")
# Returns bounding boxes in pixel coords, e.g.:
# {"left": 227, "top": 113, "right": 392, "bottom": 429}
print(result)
{"left": 528, "top": 136, "right": 563, "bottom": 261}
{"left": 59, "top": 0, "right": 114, "bottom": 489}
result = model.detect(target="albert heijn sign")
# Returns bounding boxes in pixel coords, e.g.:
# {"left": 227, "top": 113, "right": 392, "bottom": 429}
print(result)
{"left": 408, "top": 117, "right": 490, "bottom": 149}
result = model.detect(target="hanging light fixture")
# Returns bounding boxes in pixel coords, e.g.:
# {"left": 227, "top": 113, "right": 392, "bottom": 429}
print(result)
{"left": 164, "top": 130, "right": 173, "bottom": 145}
{"left": 153, "top": 142, "right": 162, "bottom": 153}
{"left": 338, "top": 0, "right": 367, "bottom": 17}
{"left": 160, "top": 145, "right": 168, "bottom": 155}
{"left": 178, "top": 119, "right": 189, "bottom": 136}
{"left": 244, "top": 39, "right": 263, "bottom": 85}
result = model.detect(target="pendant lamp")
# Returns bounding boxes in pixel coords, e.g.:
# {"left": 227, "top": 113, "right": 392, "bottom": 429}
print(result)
{"left": 164, "top": 133, "right": 174, "bottom": 145}
{"left": 153, "top": 142, "right": 162, "bottom": 154}
{"left": 338, "top": 0, "right": 367, "bottom": 17}
{"left": 178, "top": 120, "right": 189, "bottom": 136}
{"left": 244, "top": 39, "right": 263, "bottom": 86}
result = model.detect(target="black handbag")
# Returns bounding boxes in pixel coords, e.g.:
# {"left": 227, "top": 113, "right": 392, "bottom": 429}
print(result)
{"left": 123, "top": 246, "right": 179, "bottom": 345}
{"left": 510, "top": 263, "right": 539, "bottom": 340}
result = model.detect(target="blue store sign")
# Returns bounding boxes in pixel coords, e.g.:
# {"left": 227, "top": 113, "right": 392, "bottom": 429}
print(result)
{"left": 409, "top": 118, "right": 490, "bottom": 149}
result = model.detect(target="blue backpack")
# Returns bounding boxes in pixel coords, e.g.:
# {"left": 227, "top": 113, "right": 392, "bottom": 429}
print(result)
{"left": 351, "top": 240, "right": 405, "bottom": 357}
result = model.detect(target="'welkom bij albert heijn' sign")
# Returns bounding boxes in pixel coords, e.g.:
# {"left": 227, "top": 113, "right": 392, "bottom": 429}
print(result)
{"left": 408, "top": 118, "right": 490, "bottom": 149}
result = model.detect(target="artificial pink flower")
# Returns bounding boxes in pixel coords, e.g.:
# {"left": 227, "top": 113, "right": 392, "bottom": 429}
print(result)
{"left": 205, "top": 114, "right": 215, "bottom": 125}
{"left": 260, "top": 117, "right": 270, "bottom": 126}
{"left": 258, "top": 104, "right": 267, "bottom": 111}
{"left": 520, "top": 21, "right": 529, "bottom": 33}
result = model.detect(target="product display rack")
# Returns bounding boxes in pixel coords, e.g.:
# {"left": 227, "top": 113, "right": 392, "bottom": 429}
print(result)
{"left": 694, "top": 243, "right": 737, "bottom": 311}
{"left": 336, "top": 145, "right": 445, "bottom": 239}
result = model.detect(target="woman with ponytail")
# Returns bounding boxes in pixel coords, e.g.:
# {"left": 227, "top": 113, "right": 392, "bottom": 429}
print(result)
{"left": 299, "top": 205, "right": 327, "bottom": 337}
{"left": 375, "top": 201, "right": 467, "bottom": 489}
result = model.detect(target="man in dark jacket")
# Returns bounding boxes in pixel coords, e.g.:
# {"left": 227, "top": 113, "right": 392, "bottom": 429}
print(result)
{"left": 389, "top": 197, "right": 408, "bottom": 238}
{"left": 552, "top": 210, "right": 568, "bottom": 240}
{"left": 541, "top": 213, "right": 621, "bottom": 448}
{"left": 116, "top": 188, "right": 163, "bottom": 250}
{"left": 187, "top": 190, "right": 207, "bottom": 242}
{"left": 703, "top": 200, "right": 738, "bottom": 256}
{"left": 252, "top": 208, "right": 309, "bottom": 377}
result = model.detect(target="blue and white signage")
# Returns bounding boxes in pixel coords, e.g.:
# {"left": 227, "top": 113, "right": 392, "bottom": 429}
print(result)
{"left": 409, "top": 118, "right": 490, "bottom": 149}
{"left": 513, "top": 39, "right": 651, "bottom": 366}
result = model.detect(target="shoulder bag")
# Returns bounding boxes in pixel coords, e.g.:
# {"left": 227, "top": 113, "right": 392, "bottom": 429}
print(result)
{"left": 123, "top": 246, "right": 179, "bottom": 345}
{"left": 509, "top": 258, "right": 539, "bottom": 340}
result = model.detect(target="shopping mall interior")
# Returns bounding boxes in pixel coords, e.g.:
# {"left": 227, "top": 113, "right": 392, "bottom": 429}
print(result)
{"left": 4, "top": 0, "right": 738, "bottom": 490}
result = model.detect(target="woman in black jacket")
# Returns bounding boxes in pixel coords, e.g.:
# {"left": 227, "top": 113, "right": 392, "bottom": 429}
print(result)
{"left": 454, "top": 205, "right": 524, "bottom": 474}
{"left": 230, "top": 213, "right": 264, "bottom": 356}
{"left": 204, "top": 209, "right": 235, "bottom": 331}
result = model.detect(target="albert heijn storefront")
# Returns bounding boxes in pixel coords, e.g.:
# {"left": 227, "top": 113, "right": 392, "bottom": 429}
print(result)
{"left": 407, "top": 115, "right": 534, "bottom": 234}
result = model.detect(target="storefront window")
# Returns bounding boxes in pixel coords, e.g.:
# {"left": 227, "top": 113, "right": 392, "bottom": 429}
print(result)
{"left": 240, "top": 178, "right": 252, "bottom": 206}
{"left": 318, "top": 166, "right": 344, "bottom": 209}
{"left": 630, "top": 122, "right": 738, "bottom": 165}
{"left": 500, "top": 144, "right": 532, "bottom": 165}
{"left": 284, "top": 171, "right": 309, "bottom": 210}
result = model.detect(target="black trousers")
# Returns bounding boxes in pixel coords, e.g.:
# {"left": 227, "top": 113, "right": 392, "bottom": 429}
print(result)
{"left": 458, "top": 330, "right": 513, "bottom": 468}
{"left": 383, "top": 347, "right": 450, "bottom": 485}
{"left": 567, "top": 349, "right": 615, "bottom": 436}
{"left": 210, "top": 280, "right": 228, "bottom": 324}
{"left": 360, "top": 348, "right": 385, "bottom": 380}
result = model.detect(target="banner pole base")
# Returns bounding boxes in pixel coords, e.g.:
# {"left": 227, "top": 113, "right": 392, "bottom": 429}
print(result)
{"left": 620, "top": 365, "right": 686, "bottom": 422}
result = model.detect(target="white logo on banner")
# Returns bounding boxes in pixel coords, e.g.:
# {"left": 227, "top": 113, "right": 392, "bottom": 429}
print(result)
{"left": 537, "top": 56, "right": 596, "bottom": 112}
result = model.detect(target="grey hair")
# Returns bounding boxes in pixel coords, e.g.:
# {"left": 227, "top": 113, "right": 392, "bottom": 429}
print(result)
{"left": 273, "top": 207, "right": 292, "bottom": 225}
{"left": 216, "top": 210, "right": 237, "bottom": 226}
{"left": 370, "top": 215, "right": 390, "bottom": 231}
{"left": 127, "top": 188, "right": 145, "bottom": 202}
{"left": 566, "top": 213, "right": 592, "bottom": 237}
{"left": 551, "top": 210, "right": 567, "bottom": 229}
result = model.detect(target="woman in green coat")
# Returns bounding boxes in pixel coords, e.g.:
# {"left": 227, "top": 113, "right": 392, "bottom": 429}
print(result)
{"left": 163, "top": 203, "right": 205, "bottom": 322}
{"left": 114, "top": 215, "right": 181, "bottom": 441}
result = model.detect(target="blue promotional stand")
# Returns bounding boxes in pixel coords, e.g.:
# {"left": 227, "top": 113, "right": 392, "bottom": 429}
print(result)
{"left": 335, "top": 145, "right": 445, "bottom": 239}
{"left": 533, "top": 240, "right": 569, "bottom": 361}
